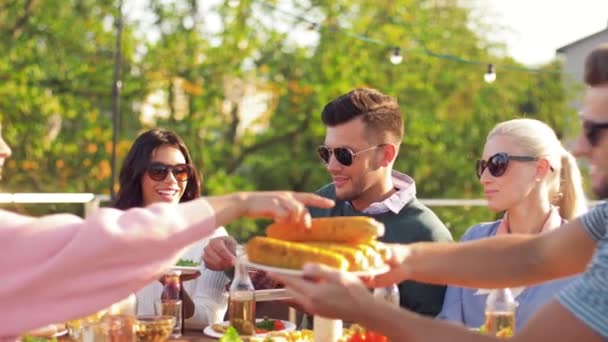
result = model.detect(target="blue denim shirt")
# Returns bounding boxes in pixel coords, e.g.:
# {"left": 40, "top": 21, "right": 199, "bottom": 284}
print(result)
{"left": 437, "top": 220, "right": 578, "bottom": 331}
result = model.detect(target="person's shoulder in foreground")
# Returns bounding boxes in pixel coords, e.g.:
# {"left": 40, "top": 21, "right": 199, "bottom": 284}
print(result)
{"left": 556, "top": 202, "right": 608, "bottom": 339}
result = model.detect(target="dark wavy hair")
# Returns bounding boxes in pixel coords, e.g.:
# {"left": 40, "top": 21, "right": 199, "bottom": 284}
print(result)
{"left": 113, "top": 128, "right": 201, "bottom": 210}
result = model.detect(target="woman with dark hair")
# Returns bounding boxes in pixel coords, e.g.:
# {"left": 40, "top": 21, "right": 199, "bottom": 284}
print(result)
{"left": 114, "top": 128, "right": 201, "bottom": 209}
{"left": 114, "top": 128, "right": 229, "bottom": 329}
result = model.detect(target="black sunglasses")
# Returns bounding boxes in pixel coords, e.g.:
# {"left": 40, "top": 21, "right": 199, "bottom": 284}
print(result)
{"left": 146, "top": 162, "right": 193, "bottom": 182}
{"left": 476, "top": 153, "right": 539, "bottom": 179}
{"left": 582, "top": 120, "right": 608, "bottom": 146}
{"left": 317, "top": 145, "right": 384, "bottom": 166}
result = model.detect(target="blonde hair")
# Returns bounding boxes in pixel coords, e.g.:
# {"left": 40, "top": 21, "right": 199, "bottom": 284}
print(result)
{"left": 488, "top": 118, "right": 587, "bottom": 219}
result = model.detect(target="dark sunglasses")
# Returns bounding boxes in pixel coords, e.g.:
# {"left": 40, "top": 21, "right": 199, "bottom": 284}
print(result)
{"left": 476, "top": 153, "right": 539, "bottom": 179}
{"left": 146, "top": 162, "right": 193, "bottom": 182}
{"left": 582, "top": 120, "right": 608, "bottom": 146}
{"left": 317, "top": 145, "right": 384, "bottom": 166}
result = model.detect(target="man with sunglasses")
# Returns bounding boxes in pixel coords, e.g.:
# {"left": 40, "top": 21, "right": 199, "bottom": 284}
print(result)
{"left": 307, "top": 87, "right": 453, "bottom": 316}
{"left": 203, "top": 87, "right": 453, "bottom": 316}
{"left": 272, "top": 45, "right": 608, "bottom": 342}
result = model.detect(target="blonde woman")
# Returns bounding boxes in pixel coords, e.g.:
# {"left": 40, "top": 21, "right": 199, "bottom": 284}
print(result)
{"left": 437, "top": 118, "right": 587, "bottom": 330}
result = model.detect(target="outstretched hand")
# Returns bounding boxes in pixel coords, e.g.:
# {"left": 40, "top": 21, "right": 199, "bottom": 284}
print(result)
{"left": 270, "top": 263, "right": 378, "bottom": 322}
{"left": 243, "top": 191, "right": 335, "bottom": 227}
{"left": 203, "top": 236, "right": 237, "bottom": 271}
{"left": 362, "top": 243, "right": 412, "bottom": 288}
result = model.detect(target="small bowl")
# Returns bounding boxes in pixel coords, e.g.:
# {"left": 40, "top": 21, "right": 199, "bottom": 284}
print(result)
{"left": 135, "top": 315, "right": 176, "bottom": 342}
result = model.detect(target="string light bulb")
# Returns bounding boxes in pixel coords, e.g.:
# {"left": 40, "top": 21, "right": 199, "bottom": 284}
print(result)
{"left": 390, "top": 47, "right": 403, "bottom": 65}
{"left": 307, "top": 22, "right": 318, "bottom": 31}
{"left": 484, "top": 63, "right": 496, "bottom": 83}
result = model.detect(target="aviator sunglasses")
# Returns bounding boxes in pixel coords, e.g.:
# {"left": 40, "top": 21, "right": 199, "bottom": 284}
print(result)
{"left": 476, "top": 152, "right": 540, "bottom": 179}
{"left": 317, "top": 145, "right": 384, "bottom": 166}
{"left": 146, "top": 162, "right": 193, "bottom": 182}
{"left": 582, "top": 119, "right": 608, "bottom": 146}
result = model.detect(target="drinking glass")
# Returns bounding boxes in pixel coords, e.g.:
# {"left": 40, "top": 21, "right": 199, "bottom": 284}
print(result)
{"left": 154, "top": 299, "right": 182, "bottom": 338}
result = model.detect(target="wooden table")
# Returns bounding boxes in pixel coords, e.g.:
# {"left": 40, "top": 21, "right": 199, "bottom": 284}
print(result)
{"left": 173, "top": 329, "right": 216, "bottom": 341}
{"left": 58, "top": 330, "right": 216, "bottom": 341}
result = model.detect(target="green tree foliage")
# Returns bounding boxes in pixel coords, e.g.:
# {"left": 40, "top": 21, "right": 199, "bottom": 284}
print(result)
{"left": 0, "top": 0, "right": 578, "bottom": 240}
{"left": 0, "top": 0, "right": 144, "bottom": 216}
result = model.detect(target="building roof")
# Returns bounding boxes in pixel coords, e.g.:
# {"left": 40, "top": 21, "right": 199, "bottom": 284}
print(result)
{"left": 556, "top": 27, "right": 608, "bottom": 53}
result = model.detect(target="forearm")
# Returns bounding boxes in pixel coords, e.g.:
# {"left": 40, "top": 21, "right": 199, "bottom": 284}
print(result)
{"left": 404, "top": 219, "right": 595, "bottom": 289}
{"left": 182, "top": 289, "right": 195, "bottom": 319}
{"left": 0, "top": 201, "right": 219, "bottom": 336}
{"left": 357, "top": 302, "right": 500, "bottom": 342}
{"left": 405, "top": 235, "right": 547, "bottom": 288}
{"left": 203, "top": 193, "right": 248, "bottom": 228}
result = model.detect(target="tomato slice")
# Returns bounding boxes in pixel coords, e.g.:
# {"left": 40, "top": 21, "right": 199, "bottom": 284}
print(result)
{"left": 273, "top": 320, "right": 285, "bottom": 330}
{"left": 348, "top": 332, "right": 367, "bottom": 342}
{"left": 366, "top": 330, "right": 388, "bottom": 342}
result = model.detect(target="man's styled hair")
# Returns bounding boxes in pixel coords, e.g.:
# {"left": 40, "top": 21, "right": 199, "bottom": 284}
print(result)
{"left": 321, "top": 88, "right": 404, "bottom": 144}
{"left": 585, "top": 44, "right": 608, "bottom": 86}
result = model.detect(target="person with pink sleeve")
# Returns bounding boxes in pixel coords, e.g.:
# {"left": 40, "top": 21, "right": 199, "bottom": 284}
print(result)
{"left": 0, "top": 123, "right": 334, "bottom": 339}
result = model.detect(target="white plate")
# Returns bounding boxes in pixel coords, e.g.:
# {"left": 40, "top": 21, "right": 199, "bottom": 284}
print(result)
{"left": 240, "top": 254, "right": 390, "bottom": 277}
{"left": 203, "top": 319, "right": 296, "bottom": 338}
{"left": 54, "top": 328, "right": 68, "bottom": 337}
{"left": 170, "top": 265, "right": 201, "bottom": 274}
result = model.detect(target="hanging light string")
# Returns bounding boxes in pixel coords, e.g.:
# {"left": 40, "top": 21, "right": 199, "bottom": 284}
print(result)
{"left": 253, "top": 0, "right": 561, "bottom": 80}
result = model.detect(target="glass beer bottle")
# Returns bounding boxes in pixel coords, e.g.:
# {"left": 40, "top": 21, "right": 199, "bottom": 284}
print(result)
{"left": 484, "top": 288, "right": 516, "bottom": 338}
{"left": 158, "top": 270, "right": 183, "bottom": 338}
{"left": 228, "top": 262, "right": 256, "bottom": 336}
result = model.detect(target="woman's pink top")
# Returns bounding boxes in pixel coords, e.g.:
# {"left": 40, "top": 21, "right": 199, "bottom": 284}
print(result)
{"left": 0, "top": 198, "right": 218, "bottom": 338}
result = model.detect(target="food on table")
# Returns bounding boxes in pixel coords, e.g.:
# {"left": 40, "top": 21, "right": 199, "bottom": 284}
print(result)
{"left": 21, "top": 336, "right": 58, "bottom": 342}
{"left": 266, "top": 216, "right": 384, "bottom": 243}
{"left": 212, "top": 318, "right": 289, "bottom": 336}
{"left": 218, "top": 325, "right": 314, "bottom": 342}
{"left": 248, "top": 217, "right": 388, "bottom": 271}
{"left": 340, "top": 324, "right": 388, "bottom": 342}
{"left": 211, "top": 323, "right": 228, "bottom": 334}
{"left": 246, "top": 236, "right": 349, "bottom": 271}
{"left": 260, "top": 329, "right": 314, "bottom": 341}
{"left": 229, "top": 314, "right": 256, "bottom": 336}
{"left": 254, "top": 317, "right": 286, "bottom": 333}
{"left": 66, "top": 310, "right": 107, "bottom": 338}
{"left": 135, "top": 315, "right": 176, "bottom": 342}
{"left": 218, "top": 326, "right": 242, "bottom": 342}
{"left": 175, "top": 258, "right": 200, "bottom": 267}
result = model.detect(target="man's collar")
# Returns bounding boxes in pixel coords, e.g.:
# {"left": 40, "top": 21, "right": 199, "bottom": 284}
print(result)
{"left": 353, "top": 170, "right": 417, "bottom": 215}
